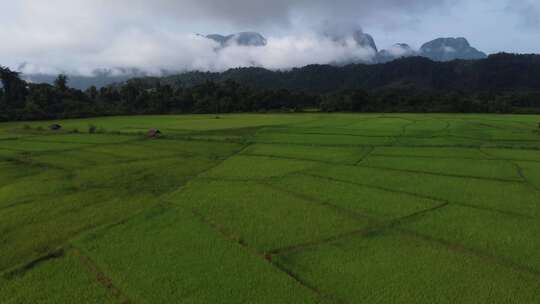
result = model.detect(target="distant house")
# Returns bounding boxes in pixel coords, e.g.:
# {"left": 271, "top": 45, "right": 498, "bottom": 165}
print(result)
{"left": 49, "top": 124, "right": 62, "bottom": 131}
{"left": 147, "top": 129, "right": 162, "bottom": 138}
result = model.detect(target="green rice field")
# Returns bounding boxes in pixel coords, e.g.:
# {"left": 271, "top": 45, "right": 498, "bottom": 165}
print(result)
{"left": 1, "top": 113, "right": 540, "bottom": 303}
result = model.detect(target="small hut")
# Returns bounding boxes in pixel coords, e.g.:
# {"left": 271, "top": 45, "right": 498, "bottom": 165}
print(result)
{"left": 49, "top": 124, "right": 62, "bottom": 131}
{"left": 147, "top": 129, "right": 162, "bottom": 139}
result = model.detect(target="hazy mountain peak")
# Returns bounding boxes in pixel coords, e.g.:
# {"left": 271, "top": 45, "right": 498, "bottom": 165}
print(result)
{"left": 420, "top": 37, "right": 487, "bottom": 61}
{"left": 230, "top": 32, "right": 267, "bottom": 46}
{"left": 205, "top": 32, "right": 267, "bottom": 47}
{"left": 322, "top": 27, "right": 378, "bottom": 53}
{"left": 376, "top": 43, "right": 417, "bottom": 63}
{"left": 352, "top": 31, "right": 378, "bottom": 53}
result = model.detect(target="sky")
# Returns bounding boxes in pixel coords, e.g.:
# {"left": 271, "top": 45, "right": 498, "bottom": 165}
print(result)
{"left": 1, "top": 0, "right": 539, "bottom": 75}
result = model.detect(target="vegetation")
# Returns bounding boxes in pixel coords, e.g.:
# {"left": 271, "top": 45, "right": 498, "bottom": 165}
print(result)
{"left": 1, "top": 113, "right": 539, "bottom": 303}
{"left": 2, "top": 54, "right": 540, "bottom": 122}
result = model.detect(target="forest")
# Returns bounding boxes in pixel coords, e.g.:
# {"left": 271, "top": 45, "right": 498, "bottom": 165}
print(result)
{"left": 2, "top": 53, "right": 540, "bottom": 121}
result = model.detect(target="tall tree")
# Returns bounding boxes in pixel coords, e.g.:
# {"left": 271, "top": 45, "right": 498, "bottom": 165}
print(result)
{"left": 0, "top": 66, "right": 27, "bottom": 109}
{"left": 54, "top": 74, "right": 69, "bottom": 92}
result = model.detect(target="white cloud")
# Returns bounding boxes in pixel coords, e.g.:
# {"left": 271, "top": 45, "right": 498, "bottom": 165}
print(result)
{"left": 1, "top": 0, "right": 539, "bottom": 74}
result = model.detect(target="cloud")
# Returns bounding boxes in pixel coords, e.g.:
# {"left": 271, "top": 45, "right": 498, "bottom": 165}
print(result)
{"left": 2, "top": 0, "right": 424, "bottom": 75}
{"left": 14, "top": 31, "right": 377, "bottom": 76}
{"left": 110, "top": 0, "right": 453, "bottom": 29}
{"left": 214, "top": 34, "right": 376, "bottom": 70}
{"left": 1, "top": 0, "right": 539, "bottom": 74}
{"left": 506, "top": 0, "right": 540, "bottom": 29}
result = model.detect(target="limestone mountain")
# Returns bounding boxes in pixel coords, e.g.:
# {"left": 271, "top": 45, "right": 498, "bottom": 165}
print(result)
{"left": 420, "top": 37, "right": 487, "bottom": 61}
{"left": 377, "top": 43, "right": 417, "bottom": 63}
{"left": 205, "top": 32, "right": 267, "bottom": 47}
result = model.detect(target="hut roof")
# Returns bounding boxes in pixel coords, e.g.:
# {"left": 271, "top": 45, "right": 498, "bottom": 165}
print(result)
{"left": 147, "top": 129, "right": 162, "bottom": 138}
{"left": 49, "top": 124, "right": 62, "bottom": 130}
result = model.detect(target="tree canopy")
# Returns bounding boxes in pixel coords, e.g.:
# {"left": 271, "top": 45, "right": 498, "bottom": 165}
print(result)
{"left": 1, "top": 54, "right": 540, "bottom": 122}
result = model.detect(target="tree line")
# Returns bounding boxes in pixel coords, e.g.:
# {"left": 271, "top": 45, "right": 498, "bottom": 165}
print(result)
{"left": 157, "top": 53, "right": 540, "bottom": 93}
{"left": 2, "top": 61, "right": 540, "bottom": 122}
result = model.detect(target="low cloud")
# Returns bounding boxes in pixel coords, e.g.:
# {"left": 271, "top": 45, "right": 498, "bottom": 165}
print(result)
{"left": 0, "top": 0, "right": 451, "bottom": 75}
{"left": 506, "top": 0, "right": 540, "bottom": 29}
{"left": 2, "top": 0, "right": 540, "bottom": 75}
{"left": 15, "top": 31, "right": 376, "bottom": 76}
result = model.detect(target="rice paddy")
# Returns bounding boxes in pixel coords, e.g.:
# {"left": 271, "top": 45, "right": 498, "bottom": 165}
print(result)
{"left": 1, "top": 113, "right": 539, "bottom": 303}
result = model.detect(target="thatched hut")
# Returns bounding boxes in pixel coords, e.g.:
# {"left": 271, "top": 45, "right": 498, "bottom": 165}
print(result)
{"left": 147, "top": 129, "right": 162, "bottom": 138}
{"left": 49, "top": 124, "right": 62, "bottom": 131}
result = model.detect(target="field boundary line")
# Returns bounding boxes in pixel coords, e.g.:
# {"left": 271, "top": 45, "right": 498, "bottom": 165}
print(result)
{"left": 186, "top": 207, "right": 345, "bottom": 304}
{"left": 233, "top": 150, "right": 526, "bottom": 184}
{"left": 0, "top": 198, "right": 36, "bottom": 213}
{"left": 301, "top": 173, "right": 537, "bottom": 220}
{"left": 371, "top": 153, "right": 540, "bottom": 164}
{"left": 357, "top": 163, "right": 524, "bottom": 183}
{"left": 1, "top": 248, "right": 65, "bottom": 279}
{"left": 267, "top": 227, "right": 383, "bottom": 257}
{"left": 259, "top": 181, "right": 379, "bottom": 222}
{"left": 71, "top": 246, "right": 132, "bottom": 304}
{"left": 254, "top": 128, "right": 540, "bottom": 144}
{"left": 252, "top": 139, "right": 540, "bottom": 150}
{"left": 159, "top": 143, "right": 255, "bottom": 207}
{"left": 174, "top": 143, "right": 253, "bottom": 184}
{"left": 267, "top": 202, "right": 449, "bottom": 257}
{"left": 354, "top": 146, "right": 374, "bottom": 166}
{"left": 480, "top": 147, "right": 540, "bottom": 193}
{"left": 391, "top": 119, "right": 418, "bottom": 146}
{"left": 514, "top": 162, "right": 540, "bottom": 193}
{"left": 395, "top": 228, "right": 540, "bottom": 279}
{"left": 0, "top": 137, "right": 147, "bottom": 159}
{"left": 241, "top": 152, "right": 355, "bottom": 166}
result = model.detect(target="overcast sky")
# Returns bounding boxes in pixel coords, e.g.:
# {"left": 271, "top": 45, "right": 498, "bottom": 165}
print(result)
{"left": 1, "top": 0, "right": 539, "bottom": 75}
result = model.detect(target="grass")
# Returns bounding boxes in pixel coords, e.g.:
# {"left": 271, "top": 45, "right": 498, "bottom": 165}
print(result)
{"left": 360, "top": 155, "right": 522, "bottom": 181}
{"left": 273, "top": 231, "right": 540, "bottom": 303}
{"left": 201, "top": 155, "right": 318, "bottom": 180}
{"left": 269, "top": 174, "right": 442, "bottom": 220}
{"left": 1, "top": 251, "right": 117, "bottom": 304}
{"left": 166, "top": 180, "right": 366, "bottom": 252}
{"left": 242, "top": 143, "right": 370, "bottom": 164}
{"left": 308, "top": 164, "right": 540, "bottom": 217}
{"left": 371, "top": 146, "right": 488, "bottom": 159}
{"left": 0, "top": 113, "right": 539, "bottom": 303}
{"left": 72, "top": 206, "right": 324, "bottom": 304}
{"left": 516, "top": 161, "right": 540, "bottom": 190}
{"left": 399, "top": 204, "right": 540, "bottom": 272}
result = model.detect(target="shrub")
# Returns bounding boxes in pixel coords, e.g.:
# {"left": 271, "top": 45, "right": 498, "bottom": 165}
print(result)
{"left": 88, "top": 125, "right": 97, "bottom": 134}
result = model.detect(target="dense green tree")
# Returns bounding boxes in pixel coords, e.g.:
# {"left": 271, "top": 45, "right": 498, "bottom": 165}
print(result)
{"left": 86, "top": 86, "right": 98, "bottom": 101}
{"left": 0, "top": 66, "right": 27, "bottom": 109}
{"left": 2, "top": 54, "right": 540, "bottom": 121}
{"left": 54, "top": 74, "right": 69, "bottom": 92}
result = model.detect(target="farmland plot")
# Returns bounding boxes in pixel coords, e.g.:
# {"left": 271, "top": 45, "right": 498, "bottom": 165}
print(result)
{"left": 0, "top": 113, "right": 539, "bottom": 303}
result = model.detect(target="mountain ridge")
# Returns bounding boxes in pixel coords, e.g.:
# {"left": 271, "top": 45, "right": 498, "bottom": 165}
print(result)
{"left": 21, "top": 33, "right": 490, "bottom": 89}
{"left": 134, "top": 53, "right": 540, "bottom": 93}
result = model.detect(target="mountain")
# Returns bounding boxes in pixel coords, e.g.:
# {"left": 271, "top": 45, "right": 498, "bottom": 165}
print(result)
{"left": 324, "top": 29, "right": 378, "bottom": 53}
{"left": 420, "top": 37, "right": 487, "bottom": 61}
{"left": 377, "top": 43, "right": 417, "bottom": 63}
{"left": 19, "top": 35, "right": 490, "bottom": 90}
{"left": 205, "top": 32, "right": 267, "bottom": 47}
{"left": 352, "top": 31, "right": 378, "bottom": 53}
{"left": 22, "top": 68, "right": 153, "bottom": 90}
{"left": 148, "top": 53, "right": 540, "bottom": 93}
